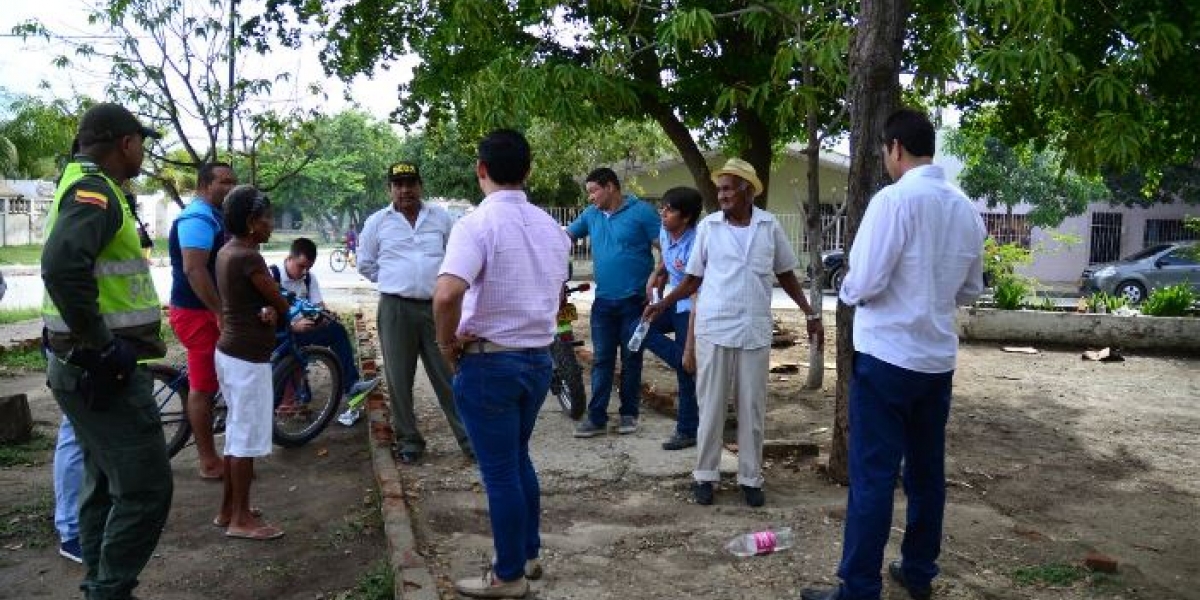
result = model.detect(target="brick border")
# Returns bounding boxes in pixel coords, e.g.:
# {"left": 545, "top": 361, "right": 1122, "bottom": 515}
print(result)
{"left": 352, "top": 312, "right": 439, "bottom": 600}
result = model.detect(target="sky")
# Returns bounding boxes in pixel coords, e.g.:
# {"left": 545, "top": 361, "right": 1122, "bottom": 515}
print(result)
{"left": 0, "top": 0, "right": 419, "bottom": 130}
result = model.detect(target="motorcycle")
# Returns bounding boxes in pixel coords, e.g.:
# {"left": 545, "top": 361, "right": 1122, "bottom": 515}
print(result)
{"left": 550, "top": 281, "right": 589, "bottom": 419}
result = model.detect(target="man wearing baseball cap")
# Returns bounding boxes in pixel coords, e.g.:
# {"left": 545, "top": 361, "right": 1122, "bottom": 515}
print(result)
{"left": 645, "top": 157, "right": 824, "bottom": 508}
{"left": 41, "top": 101, "right": 172, "bottom": 600}
{"left": 358, "top": 161, "right": 472, "bottom": 464}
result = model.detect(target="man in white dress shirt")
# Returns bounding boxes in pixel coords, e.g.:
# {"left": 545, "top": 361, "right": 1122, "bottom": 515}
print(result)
{"left": 801, "top": 108, "right": 986, "bottom": 600}
{"left": 358, "top": 161, "right": 471, "bottom": 464}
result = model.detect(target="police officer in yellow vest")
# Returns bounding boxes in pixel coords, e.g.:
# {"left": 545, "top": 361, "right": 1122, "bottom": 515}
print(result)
{"left": 42, "top": 103, "right": 173, "bottom": 600}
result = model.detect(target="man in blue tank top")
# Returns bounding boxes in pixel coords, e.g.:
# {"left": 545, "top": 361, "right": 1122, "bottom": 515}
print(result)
{"left": 167, "top": 162, "right": 236, "bottom": 479}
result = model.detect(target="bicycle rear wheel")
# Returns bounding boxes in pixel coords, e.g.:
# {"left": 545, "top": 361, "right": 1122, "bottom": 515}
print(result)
{"left": 329, "top": 248, "right": 348, "bottom": 272}
{"left": 271, "top": 346, "right": 343, "bottom": 447}
{"left": 550, "top": 340, "right": 587, "bottom": 420}
{"left": 148, "top": 363, "right": 192, "bottom": 459}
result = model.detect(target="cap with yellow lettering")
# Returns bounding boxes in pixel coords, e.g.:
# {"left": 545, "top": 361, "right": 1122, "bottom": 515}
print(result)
{"left": 387, "top": 161, "right": 421, "bottom": 183}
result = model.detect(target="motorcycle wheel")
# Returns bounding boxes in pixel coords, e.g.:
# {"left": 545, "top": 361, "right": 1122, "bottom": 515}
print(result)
{"left": 550, "top": 339, "right": 587, "bottom": 420}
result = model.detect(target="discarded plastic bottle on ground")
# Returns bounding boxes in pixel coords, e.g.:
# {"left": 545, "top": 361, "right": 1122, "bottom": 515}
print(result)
{"left": 724, "top": 527, "right": 794, "bottom": 557}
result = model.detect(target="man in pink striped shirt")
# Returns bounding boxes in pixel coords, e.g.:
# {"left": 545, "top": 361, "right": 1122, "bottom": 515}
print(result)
{"left": 433, "top": 129, "right": 570, "bottom": 599}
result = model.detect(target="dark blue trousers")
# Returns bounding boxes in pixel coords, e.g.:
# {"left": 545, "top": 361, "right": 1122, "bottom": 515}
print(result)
{"left": 293, "top": 320, "right": 360, "bottom": 393}
{"left": 838, "top": 352, "right": 953, "bottom": 600}
{"left": 638, "top": 308, "right": 697, "bottom": 438}
{"left": 586, "top": 295, "right": 645, "bottom": 426}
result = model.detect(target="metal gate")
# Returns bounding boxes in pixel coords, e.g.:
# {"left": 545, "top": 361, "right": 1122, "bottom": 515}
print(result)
{"left": 1089, "top": 212, "right": 1123, "bottom": 264}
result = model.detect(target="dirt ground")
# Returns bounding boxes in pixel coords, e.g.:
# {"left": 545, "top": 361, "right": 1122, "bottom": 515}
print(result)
{"left": 0, "top": 360, "right": 387, "bottom": 600}
{"left": 2, "top": 308, "right": 1198, "bottom": 600}
{"left": 397, "top": 309, "right": 1199, "bottom": 600}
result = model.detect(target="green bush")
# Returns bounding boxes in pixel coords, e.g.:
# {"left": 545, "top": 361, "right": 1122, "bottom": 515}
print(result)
{"left": 993, "top": 276, "right": 1029, "bottom": 310}
{"left": 1087, "top": 292, "right": 1127, "bottom": 313}
{"left": 1140, "top": 284, "right": 1196, "bottom": 317}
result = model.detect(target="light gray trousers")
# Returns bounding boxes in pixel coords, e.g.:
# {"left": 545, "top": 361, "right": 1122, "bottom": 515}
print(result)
{"left": 692, "top": 338, "right": 769, "bottom": 488}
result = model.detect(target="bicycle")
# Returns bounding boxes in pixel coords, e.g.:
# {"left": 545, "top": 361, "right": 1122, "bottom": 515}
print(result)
{"left": 550, "top": 282, "right": 589, "bottom": 419}
{"left": 329, "top": 244, "right": 357, "bottom": 272}
{"left": 150, "top": 293, "right": 344, "bottom": 457}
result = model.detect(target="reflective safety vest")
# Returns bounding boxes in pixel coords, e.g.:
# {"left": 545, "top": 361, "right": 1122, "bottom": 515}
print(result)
{"left": 42, "top": 162, "right": 162, "bottom": 334}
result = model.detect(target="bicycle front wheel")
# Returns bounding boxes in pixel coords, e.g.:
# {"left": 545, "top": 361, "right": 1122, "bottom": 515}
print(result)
{"left": 272, "top": 346, "right": 343, "bottom": 447}
{"left": 329, "top": 248, "right": 348, "bottom": 272}
{"left": 550, "top": 340, "right": 587, "bottom": 420}
{"left": 148, "top": 363, "right": 192, "bottom": 459}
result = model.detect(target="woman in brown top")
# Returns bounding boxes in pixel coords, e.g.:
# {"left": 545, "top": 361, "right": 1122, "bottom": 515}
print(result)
{"left": 213, "top": 185, "right": 290, "bottom": 540}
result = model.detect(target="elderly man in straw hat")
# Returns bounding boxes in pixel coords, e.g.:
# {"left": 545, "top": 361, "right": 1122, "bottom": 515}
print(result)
{"left": 645, "top": 157, "right": 824, "bottom": 507}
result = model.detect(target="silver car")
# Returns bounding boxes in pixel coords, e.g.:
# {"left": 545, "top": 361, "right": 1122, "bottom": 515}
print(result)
{"left": 1079, "top": 241, "right": 1199, "bottom": 304}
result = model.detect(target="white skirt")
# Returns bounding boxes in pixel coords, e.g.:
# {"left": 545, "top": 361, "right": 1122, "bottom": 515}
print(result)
{"left": 214, "top": 350, "right": 273, "bottom": 458}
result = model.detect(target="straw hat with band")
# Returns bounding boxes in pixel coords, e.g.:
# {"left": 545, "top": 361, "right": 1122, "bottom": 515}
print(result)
{"left": 710, "top": 157, "right": 763, "bottom": 198}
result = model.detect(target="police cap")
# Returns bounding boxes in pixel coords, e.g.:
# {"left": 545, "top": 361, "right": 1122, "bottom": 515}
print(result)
{"left": 77, "top": 103, "right": 163, "bottom": 145}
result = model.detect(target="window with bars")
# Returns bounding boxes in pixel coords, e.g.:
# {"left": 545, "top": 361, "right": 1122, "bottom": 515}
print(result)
{"left": 1143, "top": 219, "right": 1198, "bottom": 247}
{"left": 981, "top": 213, "right": 1032, "bottom": 248}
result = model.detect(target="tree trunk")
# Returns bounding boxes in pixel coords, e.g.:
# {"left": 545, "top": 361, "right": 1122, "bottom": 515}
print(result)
{"left": 649, "top": 105, "right": 718, "bottom": 211}
{"left": 803, "top": 72, "right": 825, "bottom": 391}
{"left": 738, "top": 108, "right": 773, "bottom": 209}
{"left": 829, "top": 0, "right": 908, "bottom": 485}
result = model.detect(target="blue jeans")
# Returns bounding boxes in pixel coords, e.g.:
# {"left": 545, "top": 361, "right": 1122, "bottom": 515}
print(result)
{"left": 587, "top": 295, "right": 645, "bottom": 426}
{"left": 838, "top": 352, "right": 953, "bottom": 599}
{"left": 639, "top": 309, "right": 697, "bottom": 438}
{"left": 54, "top": 416, "right": 83, "bottom": 543}
{"left": 453, "top": 349, "right": 552, "bottom": 582}
{"left": 293, "top": 319, "right": 360, "bottom": 393}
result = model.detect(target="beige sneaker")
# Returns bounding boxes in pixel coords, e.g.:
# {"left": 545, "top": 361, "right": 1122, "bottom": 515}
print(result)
{"left": 454, "top": 572, "right": 529, "bottom": 598}
{"left": 525, "top": 558, "right": 543, "bottom": 580}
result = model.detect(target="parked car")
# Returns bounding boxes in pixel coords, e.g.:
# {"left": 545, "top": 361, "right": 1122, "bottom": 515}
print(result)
{"left": 806, "top": 249, "right": 845, "bottom": 291}
{"left": 1079, "top": 241, "right": 1199, "bottom": 304}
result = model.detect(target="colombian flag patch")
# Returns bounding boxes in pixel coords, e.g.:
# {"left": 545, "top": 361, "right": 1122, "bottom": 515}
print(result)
{"left": 75, "top": 190, "right": 109, "bottom": 208}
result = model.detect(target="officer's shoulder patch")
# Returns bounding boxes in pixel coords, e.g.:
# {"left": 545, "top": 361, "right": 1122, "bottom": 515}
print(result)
{"left": 71, "top": 181, "right": 114, "bottom": 210}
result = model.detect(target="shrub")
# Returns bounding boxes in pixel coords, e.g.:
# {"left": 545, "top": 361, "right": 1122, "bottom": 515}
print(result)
{"left": 993, "top": 276, "right": 1029, "bottom": 310}
{"left": 1140, "top": 284, "right": 1196, "bottom": 317}
{"left": 1087, "top": 292, "right": 1127, "bottom": 313}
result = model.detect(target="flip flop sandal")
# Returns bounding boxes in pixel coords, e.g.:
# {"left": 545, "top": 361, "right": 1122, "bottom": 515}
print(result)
{"left": 224, "top": 524, "right": 284, "bottom": 541}
{"left": 211, "top": 507, "right": 263, "bottom": 527}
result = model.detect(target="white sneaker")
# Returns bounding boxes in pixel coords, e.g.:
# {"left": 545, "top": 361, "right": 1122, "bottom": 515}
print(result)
{"left": 454, "top": 572, "right": 528, "bottom": 598}
{"left": 336, "top": 408, "right": 362, "bottom": 427}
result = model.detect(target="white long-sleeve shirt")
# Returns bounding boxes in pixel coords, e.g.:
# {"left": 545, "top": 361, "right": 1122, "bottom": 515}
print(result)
{"left": 357, "top": 203, "right": 453, "bottom": 299}
{"left": 839, "top": 164, "right": 986, "bottom": 373}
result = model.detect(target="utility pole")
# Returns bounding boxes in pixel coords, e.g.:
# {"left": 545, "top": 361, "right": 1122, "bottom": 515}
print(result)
{"left": 227, "top": 0, "right": 238, "bottom": 155}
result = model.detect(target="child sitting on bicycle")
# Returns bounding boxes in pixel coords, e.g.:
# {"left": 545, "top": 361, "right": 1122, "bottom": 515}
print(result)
{"left": 213, "top": 185, "right": 291, "bottom": 541}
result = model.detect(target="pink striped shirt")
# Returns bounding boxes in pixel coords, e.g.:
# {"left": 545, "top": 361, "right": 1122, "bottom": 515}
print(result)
{"left": 439, "top": 190, "right": 571, "bottom": 348}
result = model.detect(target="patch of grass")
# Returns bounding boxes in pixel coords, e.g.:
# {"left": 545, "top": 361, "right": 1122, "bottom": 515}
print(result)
{"left": 341, "top": 560, "right": 394, "bottom": 600}
{"left": 0, "top": 347, "right": 47, "bottom": 371}
{"left": 325, "top": 489, "right": 382, "bottom": 550}
{"left": 1012, "top": 563, "right": 1087, "bottom": 587}
{"left": 0, "top": 244, "right": 44, "bottom": 265}
{"left": 0, "top": 489, "right": 55, "bottom": 549}
{"left": 0, "top": 307, "right": 40, "bottom": 325}
{"left": 0, "top": 430, "right": 55, "bottom": 468}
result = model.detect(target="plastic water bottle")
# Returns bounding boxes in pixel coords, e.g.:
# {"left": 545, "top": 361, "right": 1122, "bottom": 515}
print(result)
{"left": 724, "top": 527, "right": 795, "bottom": 557}
{"left": 627, "top": 319, "right": 651, "bottom": 352}
{"left": 626, "top": 289, "right": 660, "bottom": 352}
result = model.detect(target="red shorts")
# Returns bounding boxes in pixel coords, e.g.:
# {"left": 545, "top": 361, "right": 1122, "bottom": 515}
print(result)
{"left": 168, "top": 306, "right": 220, "bottom": 394}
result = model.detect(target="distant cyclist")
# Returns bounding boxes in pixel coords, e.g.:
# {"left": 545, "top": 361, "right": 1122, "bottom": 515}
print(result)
{"left": 343, "top": 226, "right": 358, "bottom": 256}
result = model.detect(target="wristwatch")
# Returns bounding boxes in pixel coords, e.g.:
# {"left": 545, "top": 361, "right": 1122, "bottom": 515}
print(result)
{"left": 805, "top": 313, "right": 822, "bottom": 322}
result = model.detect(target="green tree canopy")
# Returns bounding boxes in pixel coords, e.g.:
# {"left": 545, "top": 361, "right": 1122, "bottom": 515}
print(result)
{"left": 258, "top": 109, "right": 403, "bottom": 233}
{"left": 0, "top": 93, "right": 81, "bottom": 179}
{"left": 256, "top": 0, "right": 852, "bottom": 208}
{"left": 950, "top": 0, "right": 1200, "bottom": 196}
{"left": 944, "top": 127, "right": 1110, "bottom": 228}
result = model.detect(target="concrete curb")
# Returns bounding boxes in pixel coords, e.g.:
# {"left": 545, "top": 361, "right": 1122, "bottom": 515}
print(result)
{"left": 351, "top": 312, "right": 440, "bottom": 600}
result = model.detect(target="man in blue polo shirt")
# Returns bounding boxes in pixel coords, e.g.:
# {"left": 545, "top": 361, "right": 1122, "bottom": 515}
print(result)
{"left": 567, "top": 168, "right": 660, "bottom": 438}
